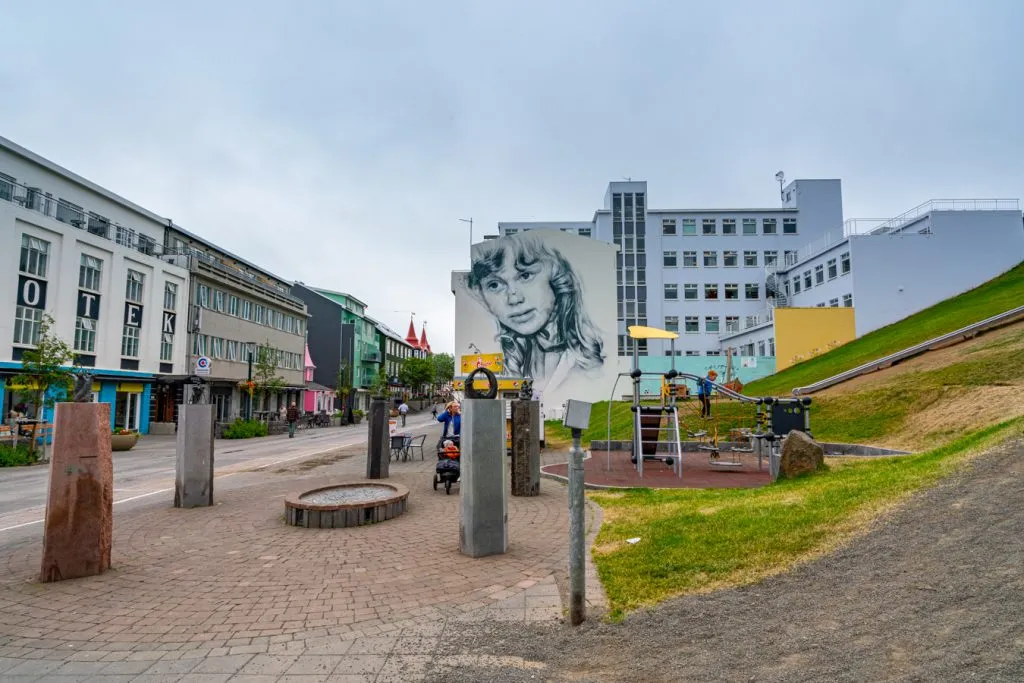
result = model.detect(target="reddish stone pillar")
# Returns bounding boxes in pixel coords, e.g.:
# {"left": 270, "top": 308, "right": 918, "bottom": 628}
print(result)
{"left": 40, "top": 402, "right": 113, "bottom": 582}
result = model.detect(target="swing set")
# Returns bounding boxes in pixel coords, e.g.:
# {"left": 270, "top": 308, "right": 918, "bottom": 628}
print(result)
{"left": 603, "top": 325, "right": 814, "bottom": 479}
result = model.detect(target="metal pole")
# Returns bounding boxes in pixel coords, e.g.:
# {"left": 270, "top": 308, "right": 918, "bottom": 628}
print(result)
{"left": 568, "top": 426, "right": 586, "bottom": 626}
{"left": 246, "top": 350, "right": 253, "bottom": 420}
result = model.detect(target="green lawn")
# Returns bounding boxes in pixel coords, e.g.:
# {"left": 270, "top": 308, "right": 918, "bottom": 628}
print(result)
{"left": 745, "top": 261, "right": 1024, "bottom": 397}
{"left": 590, "top": 417, "right": 1024, "bottom": 619}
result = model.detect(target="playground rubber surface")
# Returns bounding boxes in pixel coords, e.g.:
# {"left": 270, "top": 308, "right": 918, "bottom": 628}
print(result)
{"left": 542, "top": 449, "right": 771, "bottom": 489}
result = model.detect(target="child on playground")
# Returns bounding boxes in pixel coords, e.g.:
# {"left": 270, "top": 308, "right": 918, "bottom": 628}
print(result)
{"left": 698, "top": 370, "right": 717, "bottom": 419}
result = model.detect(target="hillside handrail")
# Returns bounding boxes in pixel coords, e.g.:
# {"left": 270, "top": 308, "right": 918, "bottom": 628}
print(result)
{"left": 792, "top": 304, "right": 1024, "bottom": 396}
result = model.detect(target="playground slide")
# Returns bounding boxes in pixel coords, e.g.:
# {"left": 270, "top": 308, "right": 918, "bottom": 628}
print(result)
{"left": 791, "top": 303, "right": 1024, "bottom": 396}
{"left": 667, "top": 372, "right": 760, "bottom": 403}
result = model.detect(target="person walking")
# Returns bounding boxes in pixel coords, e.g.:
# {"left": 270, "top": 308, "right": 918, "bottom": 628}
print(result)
{"left": 698, "top": 370, "right": 717, "bottom": 419}
{"left": 431, "top": 404, "right": 438, "bottom": 419}
{"left": 398, "top": 400, "right": 409, "bottom": 427}
{"left": 286, "top": 402, "right": 299, "bottom": 438}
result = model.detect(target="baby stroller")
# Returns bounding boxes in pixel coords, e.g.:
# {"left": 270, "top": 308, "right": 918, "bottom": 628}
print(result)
{"left": 433, "top": 435, "right": 460, "bottom": 495}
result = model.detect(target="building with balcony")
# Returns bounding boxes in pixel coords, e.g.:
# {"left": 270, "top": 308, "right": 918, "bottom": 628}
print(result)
{"left": 291, "top": 284, "right": 380, "bottom": 412}
{"left": 0, "top": 136, "right": 189, "bottom": 434}
{"left": 156, "top": 226, "right": 309, "bottom": 425}
{"left": 497, "top": 179, "right": 1023, "bottom": 371}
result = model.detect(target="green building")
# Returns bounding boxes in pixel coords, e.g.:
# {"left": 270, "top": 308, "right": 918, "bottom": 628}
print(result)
{"left": 308, "top": 288, "right": 380, "bottom": 409}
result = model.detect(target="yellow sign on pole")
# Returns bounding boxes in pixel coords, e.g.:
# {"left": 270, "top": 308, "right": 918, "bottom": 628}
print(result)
{"left": 459, "top": 353, "right": 504, "bottom": 374}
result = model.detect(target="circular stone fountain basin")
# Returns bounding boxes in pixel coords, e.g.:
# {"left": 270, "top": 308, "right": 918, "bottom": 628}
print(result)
{"left": 284, "top": 481, "right": 409, "bottom": 528}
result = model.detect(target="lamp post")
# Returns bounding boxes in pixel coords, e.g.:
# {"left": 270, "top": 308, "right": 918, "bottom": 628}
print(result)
{"left": 246, "top": 343, "right": 256, "bottom": 420}
{"left": 459, "top": 217, "right": 473, "bottom": 260}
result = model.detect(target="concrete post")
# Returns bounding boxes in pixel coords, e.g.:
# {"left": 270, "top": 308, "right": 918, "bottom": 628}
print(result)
{"left": 366, "top": 398, "right": 390, "bottom": 479}
{"left": 460, "top": 399, "right": 508, "bottom": 557}
{"left": 568, "top": 428, "right": 586, "bottom": 625}
{"left": 175, "top": 404, "right": 215, "bottom": 508}
{"left": 510, "top": 400, "right": 541, "bottom": 497}
{"left": 40, "top": 402, "right": 113, "bottom": 582}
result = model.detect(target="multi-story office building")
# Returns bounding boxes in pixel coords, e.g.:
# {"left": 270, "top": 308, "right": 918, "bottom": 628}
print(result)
{"left": 498, "top": 179, "right": 1022, "bottom": 365}
{"left": 0, "top": 136, "right": 189, "bottom": 433}
{"left": 157, "top": 227, "right": 309, "bottom": 425}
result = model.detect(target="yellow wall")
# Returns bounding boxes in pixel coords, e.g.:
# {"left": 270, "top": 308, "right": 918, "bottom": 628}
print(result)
{"left": 774, "top": 307, "right": 856, "bottom": 371}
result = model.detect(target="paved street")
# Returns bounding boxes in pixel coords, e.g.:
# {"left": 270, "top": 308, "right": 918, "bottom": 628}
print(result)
{"left": 0, "top": 415, "right": 604, "bottom": 682}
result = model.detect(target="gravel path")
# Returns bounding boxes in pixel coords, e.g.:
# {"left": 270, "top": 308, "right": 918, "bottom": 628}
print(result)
{"left": 429, "top": 439, "right": 1024, "bottom": 682}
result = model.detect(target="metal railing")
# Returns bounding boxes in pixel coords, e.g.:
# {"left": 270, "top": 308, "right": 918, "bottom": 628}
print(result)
{"left": 791, "top": 304, "right": 1024, "bottom": 395}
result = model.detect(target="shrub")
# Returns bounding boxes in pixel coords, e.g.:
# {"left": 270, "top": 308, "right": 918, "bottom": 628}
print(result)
{"left": 112, "top": 428, "right": 138, "bottom": 436}
{"left": 222, "top": 418, "right": 269, "bottom": 439}
{"left": 0, "top": 443, "right": 38, "bottom": 467}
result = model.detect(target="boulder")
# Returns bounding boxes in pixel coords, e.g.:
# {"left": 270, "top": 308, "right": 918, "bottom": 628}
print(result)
{"left": 779, "top": 430, "right": 825, "bottom": 479}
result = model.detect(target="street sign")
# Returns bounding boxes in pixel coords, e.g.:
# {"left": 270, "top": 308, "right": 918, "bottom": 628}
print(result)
{"left": 195, "top": 355, "right": 212, "bottom": 376}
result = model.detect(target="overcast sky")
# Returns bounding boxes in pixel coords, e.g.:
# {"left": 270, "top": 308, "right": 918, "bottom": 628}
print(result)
{"left": 2, "top": 0, "right": 1021, "bottom": 353}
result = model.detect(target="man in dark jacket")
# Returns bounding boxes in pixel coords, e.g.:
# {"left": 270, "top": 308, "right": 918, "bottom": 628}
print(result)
{"left": 286, "top": 402, "right": 299, "bottom": 438}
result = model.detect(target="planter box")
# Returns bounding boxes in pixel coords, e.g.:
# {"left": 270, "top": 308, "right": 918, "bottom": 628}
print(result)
{"left": 110, "top": 433, "right": 139, "bottom": 451}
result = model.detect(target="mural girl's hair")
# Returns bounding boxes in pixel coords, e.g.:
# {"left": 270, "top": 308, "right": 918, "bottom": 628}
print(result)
{"left": 468, "top": 233, "right": 604, "bottom": 376}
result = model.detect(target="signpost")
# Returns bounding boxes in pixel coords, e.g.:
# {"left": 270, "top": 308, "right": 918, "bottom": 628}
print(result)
{"left": 195, "top": 356, "right": 211, "bottom": 376}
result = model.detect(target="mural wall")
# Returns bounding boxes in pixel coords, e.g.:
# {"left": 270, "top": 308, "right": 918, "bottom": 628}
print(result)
{"left": 452, "top": 229, "right": 619, "bottom": 417}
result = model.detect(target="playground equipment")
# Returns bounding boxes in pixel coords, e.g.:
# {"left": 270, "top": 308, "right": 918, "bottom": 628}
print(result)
{"left": 604, "top": 325, "right": 814, "bottom": 479}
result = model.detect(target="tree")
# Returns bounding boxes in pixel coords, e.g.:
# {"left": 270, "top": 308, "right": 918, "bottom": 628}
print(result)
{"left": 370, "top": 368, "right": 390, "bottom": 399}
{"left": 12, "top": 314, "right": 76, "bottom": 457}
{"left": 252, "top": 340, "right": 285, "bottom": 416}
{"left": 399, "top": 357, "right": 434, "bottom": 395}
{"left": 335, "top": 362, "right": 353, "bottom": 421}
{"left": 430, "top": 352, "right": 455, "bottom": 388}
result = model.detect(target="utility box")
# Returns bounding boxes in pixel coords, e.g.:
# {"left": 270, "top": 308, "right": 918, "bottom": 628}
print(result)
{"left": 563, "top": 400, "right": 593, "bottom": 431}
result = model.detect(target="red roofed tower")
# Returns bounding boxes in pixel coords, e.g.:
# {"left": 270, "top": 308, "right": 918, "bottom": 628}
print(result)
{"left": 419, "top": 323, "right": 431, "bottom": 355}
{"left": 405, "top": 318, "right": 420, "bottom": 349}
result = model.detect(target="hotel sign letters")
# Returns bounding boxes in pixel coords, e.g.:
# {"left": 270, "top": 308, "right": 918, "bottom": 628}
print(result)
{"left": 162, "top": 311, "right": 176, "bottom": 334}
{"left": 77, "top": 291, "right": 100, "bottom": 320}
{"left": 17, "top": 275, "right": 47, "bottom": 309}
{"left": 124, "top": 302, "right": 143, "bottom": 328}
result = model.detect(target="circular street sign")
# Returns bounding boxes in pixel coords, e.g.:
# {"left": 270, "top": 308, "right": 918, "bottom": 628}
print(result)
{"left": 196, "top": 356, "right": 211, "bottom": 370}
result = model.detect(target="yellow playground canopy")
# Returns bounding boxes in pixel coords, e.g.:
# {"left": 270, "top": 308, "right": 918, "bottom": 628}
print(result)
{"left": 627, "top": 325, "right": 679, "bottom": 340}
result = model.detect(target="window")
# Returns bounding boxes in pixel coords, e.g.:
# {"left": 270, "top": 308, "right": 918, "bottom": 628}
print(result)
{"left": 662, "top": 219, "right": 677, "bottom": 235}
{"left": 213, "top": 290, "right": 225, "bottom": 312}
{"left": 254, "top": 304, "right": 266, "bottom": 324}
{"left": 160, "top": 333, "right": 174, "bottom": 361}
{"left": 193, "top": 334, "right": 208, "bottom": 356}
{"left": 228, "top": 295, "right": 239, "bottom": 316}
{"left": 663, "top": 251, "right": 677, "bottom": 267}
{"left": 784, "top": 250, "right": 796, "bottom": 266}
{"left": 227, "top": 340, "right": 239, "bottom": 361}
{"left": 674, "top": 251, "right": 694, "bottom": 269}
{"left": 211, "top": 337, "right": 224, "bottom": 359}
{"left": 664, "top": 284, "right": 678, "bottom": 300}
{"left": 758, "top": 341, "right": 766, "bottom": 357}
{"left": 725, "top": 316, "right": 740, "bottom": 332}
{"left": 664, "top": 316, "right": 679, "bottom": 332}
{"left": 13, "top": 306, "right": 43, "bottom": 346}
{"left": 160, "top": 282, "right": 176, "bottom": 312}
{"left": 803, "top": 271, "right": 812, "bottom": 289}
{"left": 698, "top": 284, "right": 715, "bottom": 301}
{"left": 241, "top": 300, "right": 252, "bottom": 320}
{"left": 137, "top": 234, "right": 156, "bottom": 256}
{"left": 681, "top": 218, "right": 696, "bottom": 235}
{"left": 745, "top": 283, "right": 760, "bottom": 300}
{"left": 56, "top": 199, "right": 84, "bottom": 225}
{"left": 783, "top": 218, "right": 798, "bottom": 234}
{"left": 685, "top": 316, "right": 699, "bottom": 333}
{"left": 793, "top": 277, "right": 801, "bottom": 294}
{"left": 723, "top": 251, "right": 738, "bottom": 267}
{"left": 702, "top": 219, "right": 716, "bottom": 235}
{"left": 768, "top": 338, "right": 775, "bottom": 356}
{"left": 683, "top": 284, "right": 698, "bottom": 300}
{"left": 121, "top": 326, "right": 140, "bottom": 357}
{"left": 685, "top": 350, "right": 701, "bottom": 357}
{"left": 827, "top": 258, "right": 838, "bottom": 279}
{"left": 275, "top": 311, "right": 285, "bottom": 330}
{"left": 79, "top": 254, "right": 102, "bottom": 291}
{"left": 705, "top": 316, "right": 720, "bottom": 333}
{"left": 829, "top": 298, "right": 840, "bottom": 307}
{"left": 125, "top": 270, "right": 145, "bottom": 303}
{"left": 285, "top": 315, "right": 295, "bottom": 334}
{"left": 71, "top": 317, "right": 96, "bottom": 353}
{"left": 707, "top": 350, "right": 721, "bottom": 356}
{"left": 764, "top": 250, "right": 778, "bottom": 267}
{"left": 703, "top": 251, "right": 718, "bottom": 267}
{"left": 843, "top": 294, "right": 853, "bottom": 307}
{"left": 724, "top": 283, "right": 739, "bottom": 300}
{"left": 504, "top": 228, "right": 518, "bottom": 236}
{"left": 815, "top": 265, "right": 825, "bottom": 285}
{"left": 722, "top": 219, "right": 736, "bottom": 235}
{"left": 816, "top": 302, "right": 826, "bottom": 308}
{"left": 196, "top": 284, "right": 210, "bottom": 308}
{"left": 763, "top": 218, "right": 777, "bottom": 235}
{"left": 841, "top": 251, "right": 851, "bottom": 274}
{"left": 115, "top": 226, "right": 135, "bottom": 248}
{"left": 578, "top": 228, "right": 591, "bottom": 238}
{"left": 743, "top": 251, "right": 758, "bottom": 267}
{"left": 19, "top": 234, "right": 50, "bottom": 277}
{"left": 295, "top": 319, "right": 304, "bottom": 336}
{"left": 742, "top": 218, "right": 757, "bottom": 235}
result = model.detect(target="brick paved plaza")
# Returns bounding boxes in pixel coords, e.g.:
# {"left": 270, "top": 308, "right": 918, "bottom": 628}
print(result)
{"left": 0, "top": 428, "right": 605, "bottom": 682}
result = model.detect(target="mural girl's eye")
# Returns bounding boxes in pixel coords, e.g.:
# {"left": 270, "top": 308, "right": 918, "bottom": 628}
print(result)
{"left": 484, "top": 278, "right": 505, "bottom": 293}
{"left": 517, "top": 270, "right": 535, "bottom": 283}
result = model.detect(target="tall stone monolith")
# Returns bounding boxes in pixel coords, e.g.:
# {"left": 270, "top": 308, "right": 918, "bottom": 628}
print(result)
{"left": 366, "top": 398, "right": 390, "bottom": 479}
{"left": 460, "top": 399, "right": 508, "bottom": 557}
{"left": 40, "top": 402, "right": 113, "bottom": 582}
{"left": 175, "top": 404, "right": 215, "bottom": 508}
{"left": 510, "top": 400, "right": 541, "bottom": 497}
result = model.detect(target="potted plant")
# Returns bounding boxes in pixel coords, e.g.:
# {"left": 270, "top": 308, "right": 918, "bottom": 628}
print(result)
{"left": 111, "top": 428, "right": 140, "bottom": 451}
{"left": 352, "top": 409, "right": 365, "bottom": 424}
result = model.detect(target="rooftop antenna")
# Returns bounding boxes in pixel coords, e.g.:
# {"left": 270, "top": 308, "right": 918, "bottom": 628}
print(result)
{"left": 775, "top": 171, "right": 786, "bottom": 202}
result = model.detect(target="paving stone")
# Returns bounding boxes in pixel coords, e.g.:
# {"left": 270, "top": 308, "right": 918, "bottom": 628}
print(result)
{"left": 189, "top": 654, "right": 255, "bottom": 675}
{"left": 236, "top": 654, "right": 300, "bottom": 675}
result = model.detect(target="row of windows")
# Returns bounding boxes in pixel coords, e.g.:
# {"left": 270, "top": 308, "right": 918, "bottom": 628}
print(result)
{"left": 665, "top": 282, "right": 761, "bottom": 301}
{"left": 195, "top": 284, "right": 305, "bottom": 336}
{"left": 663, "top": 315, "right": 748, "bottom": 334}
{"left": 790, "top": 253, "right": 851, "bottom": 294}
{"left": 664, "top": 349, "right": 729, "bottom": 357}
{"left": 503, "top": 226, "right": 593, "bottom": 238}
{"left": 664, "top": 249, "right": 794, "bottom": 269}
{"left": 192, "top": 336, "right": 303, "bottom": 370}
{"left": 662, "top": 217, "right": 797, "bottom": 236}
{"left": 733, "top": 338, "right": 777, "bottom": 358}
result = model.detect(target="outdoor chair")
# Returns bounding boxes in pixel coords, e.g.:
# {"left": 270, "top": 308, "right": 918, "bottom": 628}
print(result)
{"left": 405, "top": 434, "right": 427, "bottom": 460}
{"left": 390, "top": 435, "right": 409, "bottom": 461}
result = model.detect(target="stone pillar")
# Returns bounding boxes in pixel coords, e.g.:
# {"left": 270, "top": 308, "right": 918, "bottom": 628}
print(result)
{"left": 460, "top": 399, "right": 508, "bottom": 557}
{"left": 366, "top": 398, "right": 390, "bottom": 479}
{"left": 510, "top": 400, "right": 541, "bottom": 497}
{"left": 40, "top": 402, "right": 113, "bottom": 582}
{"left": 175, "top": 404, "right": 215, "bottom": 508}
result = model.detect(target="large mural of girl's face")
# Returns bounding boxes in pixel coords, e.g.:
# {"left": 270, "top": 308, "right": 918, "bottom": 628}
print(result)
{"left": 476, "top": 252, "right": 556, "bottom": 337}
